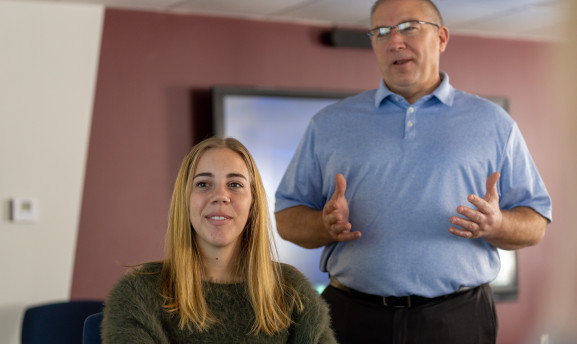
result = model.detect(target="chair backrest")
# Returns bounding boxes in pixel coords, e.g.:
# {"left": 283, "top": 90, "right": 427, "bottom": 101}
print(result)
{"left": 83, "top": 312, "right": 103, "bottom": 344}
{"left": 21, "top": 300, "right": 104, "bottom": 344}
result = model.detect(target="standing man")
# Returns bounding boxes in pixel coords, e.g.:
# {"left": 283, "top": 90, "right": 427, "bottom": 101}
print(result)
{"left": 274, "top": 0, "right": 552, "bottom": 343}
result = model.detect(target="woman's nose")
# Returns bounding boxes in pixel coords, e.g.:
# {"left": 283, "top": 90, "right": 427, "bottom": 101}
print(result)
{"left": 211, "top": 185, "right": 230, "bottom": 203}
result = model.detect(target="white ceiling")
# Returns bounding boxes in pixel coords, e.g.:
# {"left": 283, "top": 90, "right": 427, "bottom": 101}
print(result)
{"left": 18, "top": 0, "right": 566, "bottom": 41}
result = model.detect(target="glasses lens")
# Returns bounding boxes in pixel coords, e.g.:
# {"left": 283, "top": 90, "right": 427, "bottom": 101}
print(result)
{"left": 398, "top": 21, "right": 420, "bottom": 35}
{"left": 369, "top": 21, "right": 430, "bottom": 40}
{"left": 368, "top": 27, "right": 391, "bottom": 40}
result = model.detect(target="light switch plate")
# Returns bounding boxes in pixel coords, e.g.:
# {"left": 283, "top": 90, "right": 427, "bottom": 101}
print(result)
{"left": 10, "top": 198, "right": 39, "bottom": 222}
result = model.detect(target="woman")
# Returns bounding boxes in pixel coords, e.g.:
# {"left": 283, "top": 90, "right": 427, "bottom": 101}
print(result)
{"left": 102, "top": 137, "right": 336, "bottom": 343}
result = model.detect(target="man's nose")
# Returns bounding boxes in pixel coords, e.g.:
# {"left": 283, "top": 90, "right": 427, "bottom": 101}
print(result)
{"left": 388, "top": 30, "right": 406, "bottom": 49}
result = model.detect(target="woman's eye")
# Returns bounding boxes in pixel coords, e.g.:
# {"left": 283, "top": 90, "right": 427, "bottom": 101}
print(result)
{"left": 196, "top": 181, "right": 209, "bottom": 188}
{"left": 229, "top": 182, "right": 243, "bottom": 188}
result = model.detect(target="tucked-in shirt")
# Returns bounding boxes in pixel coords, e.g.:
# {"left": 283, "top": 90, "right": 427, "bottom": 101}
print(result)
{"left": 275, "top": 73, "right": 552, "bottom": 298}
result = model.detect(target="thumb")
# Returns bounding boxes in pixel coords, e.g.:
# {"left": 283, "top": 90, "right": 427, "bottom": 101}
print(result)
{"left": 331, "top": 173, "right": 347, "bottom": 201}
{"left": 484, "top": 172, "right": 500, "bottom": 202}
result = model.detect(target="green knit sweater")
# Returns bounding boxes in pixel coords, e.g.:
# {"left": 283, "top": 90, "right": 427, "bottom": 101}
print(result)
{"left": 102, "top": 262, "right": 337, "bottom": 343}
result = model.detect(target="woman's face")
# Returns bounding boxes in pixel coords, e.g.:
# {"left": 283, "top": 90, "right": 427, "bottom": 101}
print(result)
{"left": 189, "top": 148, "right": 252, "bottom": 255}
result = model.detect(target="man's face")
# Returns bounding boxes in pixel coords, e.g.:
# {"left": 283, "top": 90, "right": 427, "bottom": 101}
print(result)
{"left": 370, "top": 0, "right": 449, "bottom": 103}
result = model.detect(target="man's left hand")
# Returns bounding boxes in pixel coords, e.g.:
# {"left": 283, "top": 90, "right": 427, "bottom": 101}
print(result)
{"left": 449, "top": 172, "right": 502, "bottom": 240}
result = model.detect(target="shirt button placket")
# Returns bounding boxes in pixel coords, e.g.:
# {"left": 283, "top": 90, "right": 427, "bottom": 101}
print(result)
{"left": 405, "top": 106, "right": 416, "bottom": 140}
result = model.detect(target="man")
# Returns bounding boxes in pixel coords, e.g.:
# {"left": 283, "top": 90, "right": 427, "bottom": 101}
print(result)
{"left": 274, "top": 0, "right": 552, "bottom": 343}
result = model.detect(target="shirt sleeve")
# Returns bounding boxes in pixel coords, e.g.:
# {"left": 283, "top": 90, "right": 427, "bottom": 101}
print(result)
{"left": 498, "top": 123, "right": 552, "bottom": 221}
{"left": 275, "top": 119, "right": 327, "bottom": 213}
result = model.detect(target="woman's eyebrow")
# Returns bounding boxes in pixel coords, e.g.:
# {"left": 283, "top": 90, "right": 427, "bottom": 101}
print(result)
{"left": 193, "top": 172, "right": 213, "bottom": 179}
{"left": 192, "top": 172, "right": 248, "bottom": 180}
{"left": 227, "top": 173, "right": 248, "bottom": 181}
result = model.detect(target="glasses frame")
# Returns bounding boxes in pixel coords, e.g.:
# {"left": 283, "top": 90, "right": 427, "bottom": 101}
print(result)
{"left": 367, "top": 20, "right": 440, "bottom": 40}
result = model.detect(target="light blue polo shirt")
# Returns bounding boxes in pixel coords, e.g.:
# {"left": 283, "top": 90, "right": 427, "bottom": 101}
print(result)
{"left": 274, "top": 73, "right": 552, "bottom": 298}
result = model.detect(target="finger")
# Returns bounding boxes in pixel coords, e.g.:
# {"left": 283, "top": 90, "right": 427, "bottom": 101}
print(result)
{"left": 330, "top": 221, "right": 351, "bottom": 234}
{"left": 456, "top": 205, "right": 482, "bottom": 222}
{"left": 325, "top": 210, "right": 344, "bottom": 226}
{"left": 484, "top": 172, "right": 500, "bottom": 202}
{"left": 448, "top": 226, "right": 473, "bottom": 239}
{"left": 335, "top": 230, "right": 362, "bottom": 242}
{"left": 466, "top": 194, "right": 494, "bottom": 216}
{"left": 450, "top": 214, "right": 479, "bottom": 230}
{"left": 450, "top": 214, "right": 466, "bottom": 227}
{"left": 330, "top": 173, "right": 347, "bottom": 201}
{"left": 324, "top": 199, "right": 338, "bottom": 215}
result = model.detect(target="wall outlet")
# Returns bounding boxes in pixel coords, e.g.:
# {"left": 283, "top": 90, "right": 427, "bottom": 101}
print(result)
{"left": 10, "top": 198, "right": 39, "bottom": 223}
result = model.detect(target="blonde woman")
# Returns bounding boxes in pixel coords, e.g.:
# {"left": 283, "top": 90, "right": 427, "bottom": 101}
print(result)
{"left": 102, "top": 137, "right": 336, "bottom": 343}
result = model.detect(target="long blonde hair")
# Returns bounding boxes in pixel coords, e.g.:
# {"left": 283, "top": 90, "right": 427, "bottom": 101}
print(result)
{"left": 160, "top": 137, "right": 303, "bottom": 334}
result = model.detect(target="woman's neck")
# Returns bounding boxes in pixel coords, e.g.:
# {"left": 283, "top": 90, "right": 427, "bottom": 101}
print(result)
{"left": 200, "top": 245, "right": 243, "bottom": 284}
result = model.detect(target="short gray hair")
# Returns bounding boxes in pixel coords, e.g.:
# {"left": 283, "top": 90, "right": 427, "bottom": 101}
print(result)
{"left": 370, "top": 0, "right": 444, "bottom": 26}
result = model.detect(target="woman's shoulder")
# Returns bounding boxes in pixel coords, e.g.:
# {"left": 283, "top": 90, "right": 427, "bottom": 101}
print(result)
{"left": 110, "top": 262, "right": 164, "bottom": 296}
{"left": 278, "top": 263, "right": 305, "bottom": 280}
{"left": 277, "top": 263, "right": 316, "bottom": 294}
{"left": 276, "top": 265, "right": 338, "bottom": 343}
{"left": 105, "top": 262, "right": 165, "bottom": 316}
{"left": 103, "top": 262, "right": 170, "bottom": 343}
{"left": 136, "top": 261, "right": 164, "bottom": 274}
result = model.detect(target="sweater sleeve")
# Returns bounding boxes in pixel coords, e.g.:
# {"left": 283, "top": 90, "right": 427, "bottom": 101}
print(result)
{"left": 101, "top": 264, "right": 171, "bottom": 344}
{"left": 282, "top": 264, "right": 337, "bottom": 344}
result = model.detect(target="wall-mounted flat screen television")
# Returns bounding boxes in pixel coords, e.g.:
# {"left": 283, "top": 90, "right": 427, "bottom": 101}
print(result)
{"left": 212, "top": 85, "right": 518, "bottom": 301}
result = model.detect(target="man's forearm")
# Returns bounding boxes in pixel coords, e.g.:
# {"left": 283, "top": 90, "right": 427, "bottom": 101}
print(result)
{"left": 275, "top": 205, "right": 335, "bottom": 249}
{"left": 488, "top": 207, "right": 548, "bottom": 250}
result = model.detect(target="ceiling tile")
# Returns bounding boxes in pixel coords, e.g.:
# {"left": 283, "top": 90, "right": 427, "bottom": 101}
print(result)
{"left": 273, "top": 0, "right": 374, "bottom": 28}
{"left": 1, "top": 0, "right": 566, "bottom": 41}
{"left": 172, "top": 0, "right": 310, "bottom": 17}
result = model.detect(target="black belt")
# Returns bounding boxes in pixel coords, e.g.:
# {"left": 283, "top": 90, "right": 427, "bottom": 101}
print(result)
{"left": 329, "top": 276, "right": 478, "bottom": 308}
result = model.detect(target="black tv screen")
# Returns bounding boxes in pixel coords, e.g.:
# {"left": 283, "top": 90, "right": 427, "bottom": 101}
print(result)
{"left": 212, "top": 85, "right": 518, "bottom": 301}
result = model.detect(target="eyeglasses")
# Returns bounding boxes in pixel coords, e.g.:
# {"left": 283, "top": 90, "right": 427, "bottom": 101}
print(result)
{"left": 367, "top": 20, "right": 440, "bottom": 41}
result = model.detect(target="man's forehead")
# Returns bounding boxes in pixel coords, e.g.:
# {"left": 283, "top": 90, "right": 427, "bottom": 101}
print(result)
{"left": 371, "top": 3, "right": 428, "bottom": 27}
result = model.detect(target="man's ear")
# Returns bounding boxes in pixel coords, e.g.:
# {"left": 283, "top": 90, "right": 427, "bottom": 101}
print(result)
{"left": 438, "top": 26, "right": 450, "bottom": 53}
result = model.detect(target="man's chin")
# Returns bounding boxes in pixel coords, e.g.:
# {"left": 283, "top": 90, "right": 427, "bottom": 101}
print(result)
{"left": 384, "top": 78, "right": 416, "bottom": 94}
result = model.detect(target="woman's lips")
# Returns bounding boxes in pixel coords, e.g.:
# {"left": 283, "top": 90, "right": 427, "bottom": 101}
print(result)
{"left": 206, "top": 214, "right": 232, "bottom": 222}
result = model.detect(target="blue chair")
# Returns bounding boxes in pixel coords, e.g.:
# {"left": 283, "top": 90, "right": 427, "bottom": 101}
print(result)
{"left": 83, "top": 312, "right": 103, "bottom": 344}
{"left": 21, "top": 300, "right": 104, "bottom": 344}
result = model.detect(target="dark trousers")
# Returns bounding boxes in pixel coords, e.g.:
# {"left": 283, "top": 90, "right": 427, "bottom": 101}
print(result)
{"left": 321, "top": 284, "right": 498, "bottom": 344}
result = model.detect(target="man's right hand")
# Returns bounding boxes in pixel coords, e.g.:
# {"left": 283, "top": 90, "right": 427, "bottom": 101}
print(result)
{"left": 322, "top": 173, "right": 362, "bottom": 242}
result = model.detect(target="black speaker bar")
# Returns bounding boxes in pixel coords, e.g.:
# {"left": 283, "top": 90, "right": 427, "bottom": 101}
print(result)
{"left": 322, "top": 28, "right": 372, "bottom": 49}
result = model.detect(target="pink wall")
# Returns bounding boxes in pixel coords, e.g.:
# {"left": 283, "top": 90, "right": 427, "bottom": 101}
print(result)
{"left": 441, "top": 36, "right": 561, "bottom": 343}
{"left": 72, "top": 9, "right": 561, "bottom": 343}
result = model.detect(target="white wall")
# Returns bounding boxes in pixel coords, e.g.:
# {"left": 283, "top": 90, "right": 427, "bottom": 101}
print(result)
{"left": 0, "top": 1, "right": 103, "bottom": 343}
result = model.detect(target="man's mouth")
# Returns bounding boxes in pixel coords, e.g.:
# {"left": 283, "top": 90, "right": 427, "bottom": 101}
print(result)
{"left": 393, "top": 59, "right": 411, "bottom": 65}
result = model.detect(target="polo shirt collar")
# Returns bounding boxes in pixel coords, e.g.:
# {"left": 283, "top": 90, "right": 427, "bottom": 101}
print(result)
{"left": 375, "top": 72, "right": 455, "bottom": 107}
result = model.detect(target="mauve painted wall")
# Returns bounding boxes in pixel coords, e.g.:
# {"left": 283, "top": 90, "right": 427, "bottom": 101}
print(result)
{"left": 442, "top": 36, "right": 561, "bottom": 343}
{"left": 72, "top": 9, "right": 561, "bottom": 343}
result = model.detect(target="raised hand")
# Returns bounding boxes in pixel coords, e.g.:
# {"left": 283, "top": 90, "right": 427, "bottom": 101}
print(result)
{"left": 322, "top": 173, "right": 362, "bottom": 243}
{"left": 449, "top": 172, "right": 503, "bottom": 241}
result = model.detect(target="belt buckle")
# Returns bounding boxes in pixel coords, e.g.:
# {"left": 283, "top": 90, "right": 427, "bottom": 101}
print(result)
{"left": 382, "top": 296, "right": 411, "bottom": 308}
